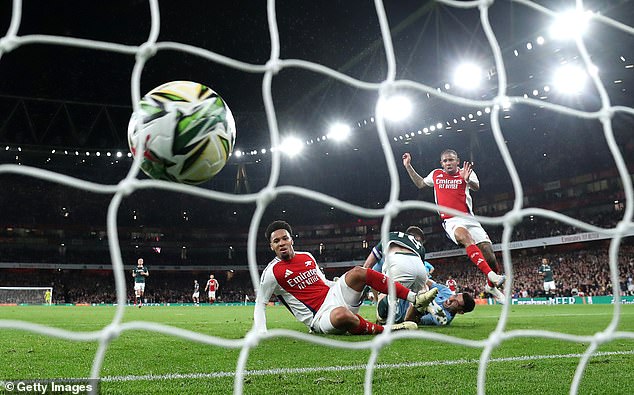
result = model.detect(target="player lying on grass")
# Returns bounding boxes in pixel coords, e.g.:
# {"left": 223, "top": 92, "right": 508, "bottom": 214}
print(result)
{"left": 362, "top": 226, "right": 429, "bottom": 325}
{"left": 376, "top": 281, "right": 475, "bottom": 326}
{"left": 254, "top": 220, "right": 439, "bottom": 335}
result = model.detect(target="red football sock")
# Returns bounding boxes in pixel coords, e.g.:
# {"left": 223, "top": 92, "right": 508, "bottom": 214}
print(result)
{"left": 349, "top": 314, "right": 384, "bottom": 335}
{"left": 365, "top": 268, "right": 410, "bottom": 300}
{"left": 466, "top": 244, "right": 496, "bottom": 286}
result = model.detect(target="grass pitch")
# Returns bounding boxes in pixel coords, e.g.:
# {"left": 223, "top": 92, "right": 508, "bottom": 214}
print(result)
{"left": 1, "top": 304, "right": 633, "bottom": 394}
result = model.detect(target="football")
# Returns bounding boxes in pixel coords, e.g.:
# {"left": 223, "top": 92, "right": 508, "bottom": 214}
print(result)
{"left": 127, "top": 81, "right": 236, "bottom": 185}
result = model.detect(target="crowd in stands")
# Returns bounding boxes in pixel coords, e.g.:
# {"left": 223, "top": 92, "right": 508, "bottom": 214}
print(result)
{"left": 301, "top": 207, "right": 627, "bottom": 264}
{"left": 0, "top": 269, "right": 256, "bottom": 305}
{"left": 2, "top": 245, "right": 633, "bottom": 304}
{"left": 2, "top": 54, "right": 633, "bottom": 311}
{"left": 1, "top": 137, "right": 630, "bottom": 268}
{"left": 429, "top": 245, "right": 634, "bottom": 299}
{"left": 0, "top": 206, "right": 625, "bottom": 270}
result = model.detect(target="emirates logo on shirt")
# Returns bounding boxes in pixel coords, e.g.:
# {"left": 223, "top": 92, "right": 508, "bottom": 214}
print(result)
{"left": 437, "top": 178, "right": 461, "bottom": 189}
{"left": 284, "top": 269, "right": 294, "bottom": 278}
{"left": 287, "top": 268, "right": 320, "bottom": 289}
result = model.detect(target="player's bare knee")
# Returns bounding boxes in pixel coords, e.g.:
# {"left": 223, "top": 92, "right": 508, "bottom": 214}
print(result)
{"left": 454, "top": 228, "right": 473, "bottom": 245}
{"left": 347, "top": 266, "right": 366, "bottom": 284}
{"left": 330, "top": 307, "right": 357, "bottom": 328}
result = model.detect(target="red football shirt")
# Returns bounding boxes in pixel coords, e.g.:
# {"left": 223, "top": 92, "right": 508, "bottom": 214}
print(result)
{"left": 206, "top": 279, "right": 219, "bottom": 291}
{"left": 423, "top": 168, "right": 478, "bottom": 219}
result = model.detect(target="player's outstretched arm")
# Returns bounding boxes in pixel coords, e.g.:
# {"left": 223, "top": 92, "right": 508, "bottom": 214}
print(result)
{"left": 254, "top": 267, "right": 276, "bottom": 333}
{"left": 362, "top": 251, "right": 378, "bottom": 269}
{"left": 402, "top": 153, "right": 427, "bottom": 189}
{"left": 461, "top": 161, "right": 480, "bottom": 191}
{"left": 253, "top": 298, "right": 268, "bottom": 334}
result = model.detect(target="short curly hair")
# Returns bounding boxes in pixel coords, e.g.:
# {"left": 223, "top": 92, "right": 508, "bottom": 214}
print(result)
{"left": 462, "top": 292, "right": 475, "bottom": 313}
{"left": 264, "top": 220, "right": 292, "bottom": 242}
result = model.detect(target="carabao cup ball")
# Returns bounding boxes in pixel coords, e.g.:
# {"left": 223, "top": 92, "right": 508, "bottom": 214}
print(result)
{"left": 127, "top": 81, "right": 236, "bottom": 185}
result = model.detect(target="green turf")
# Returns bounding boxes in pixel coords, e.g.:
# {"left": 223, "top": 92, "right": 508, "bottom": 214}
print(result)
{"left": 0, "top": 304, "right": 633, "bottom": 394}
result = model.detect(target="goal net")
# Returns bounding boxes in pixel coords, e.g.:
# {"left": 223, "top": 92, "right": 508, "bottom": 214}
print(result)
{"left": 1, "top": 0, "right": 633, "bottom": 394}
{"left": 0, "top": 287, "right": 53, "bottom": 305}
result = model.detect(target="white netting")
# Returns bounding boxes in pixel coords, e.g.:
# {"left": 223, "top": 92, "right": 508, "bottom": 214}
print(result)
{"left": 0, "top": 287, "right": 53, "bottom": 304}
{"left": 1, "top": 0, "right": 633, "bottom": 394}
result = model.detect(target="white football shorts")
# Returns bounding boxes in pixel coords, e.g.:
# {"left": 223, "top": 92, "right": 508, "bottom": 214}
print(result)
{"left": 442, "top": 216, "right": 491, "bottom": 245}
{"left": 381, "top": 252, "right": 428, "bottom": 293}
{"left": 310, "top": 272, "right": 363, "bottom": 334}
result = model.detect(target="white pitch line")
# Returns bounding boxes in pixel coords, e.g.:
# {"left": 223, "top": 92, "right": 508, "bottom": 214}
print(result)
{"left": 101, "top": 350, "right": 634, "bottom": 383}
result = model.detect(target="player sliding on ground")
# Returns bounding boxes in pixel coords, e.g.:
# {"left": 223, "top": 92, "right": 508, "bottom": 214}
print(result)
{"left": 254, "top": 220, "right": 438, "bottom": 335}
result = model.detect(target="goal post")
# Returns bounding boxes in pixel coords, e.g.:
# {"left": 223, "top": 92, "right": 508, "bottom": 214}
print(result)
{"left": 0, "top": 287, "right": 54, "bottom": 305}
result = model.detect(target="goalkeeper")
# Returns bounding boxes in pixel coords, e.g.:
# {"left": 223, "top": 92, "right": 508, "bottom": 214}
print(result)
{"left": 44, "top": 289, "right": 52, "bottom": 305}
{"left": 406, "top": 281, "right": 475, "bottom": 326}
{"left": 376, "top": 281, "right": 475, "bottom": 326}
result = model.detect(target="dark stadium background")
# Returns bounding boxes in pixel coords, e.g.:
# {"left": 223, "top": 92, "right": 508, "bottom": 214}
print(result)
{"left": 0, "top": 0, "right": 633, "bottom": 304}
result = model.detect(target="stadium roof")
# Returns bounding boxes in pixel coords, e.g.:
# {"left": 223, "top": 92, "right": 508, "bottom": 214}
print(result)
{"left": 0, "top": 0, "right": 634, "bottom": 151}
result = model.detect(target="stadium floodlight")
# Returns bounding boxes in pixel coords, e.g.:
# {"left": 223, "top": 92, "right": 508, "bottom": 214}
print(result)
{"left": 234, "top": 150, "right": 243, "bottom": 158}
{"left": 279, "top": 136, "right": 304, "bottom": 157}
{"left": 553, "top": 64, "right": 587, "bottom": 94}
{"left": 327, "top": 123, "right": 351, "bottom": 142}
{"left": 378, "top": 95, "right": 412, "bottom": 122}
{"left": 453, "top": 62, "right": 483, "bottom": 90}
{"left": 549, "top": 10, "right": 591, "bottom": 40}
